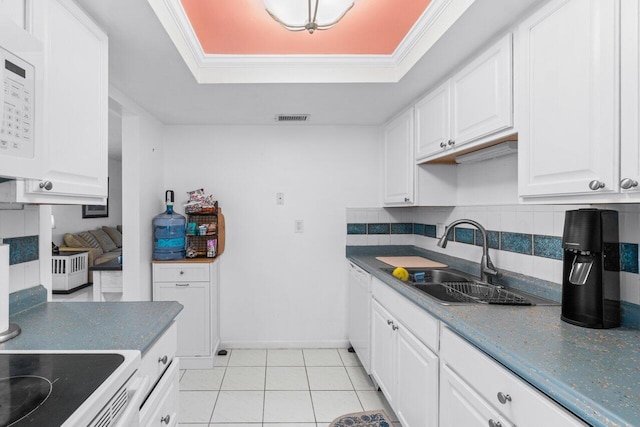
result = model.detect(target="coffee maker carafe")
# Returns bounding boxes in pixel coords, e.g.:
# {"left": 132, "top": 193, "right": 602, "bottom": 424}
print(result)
{"left": 561, "top": 209, "right": 620, "bottom": 329}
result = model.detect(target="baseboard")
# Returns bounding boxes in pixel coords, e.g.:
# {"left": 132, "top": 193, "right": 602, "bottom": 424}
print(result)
{"left": 219, "top": 339, "right": 350, "bottom": 349}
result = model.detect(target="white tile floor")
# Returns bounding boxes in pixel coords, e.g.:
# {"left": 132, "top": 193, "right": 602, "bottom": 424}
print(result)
{"left": 178, "top": 349, "right": 401, "bottom": 427}
{"left": 51, "top": 285, "right": 93, "bottom": 302}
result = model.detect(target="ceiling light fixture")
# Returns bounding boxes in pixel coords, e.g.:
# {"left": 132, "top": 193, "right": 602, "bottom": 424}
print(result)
{"left": 263, "top": 0, "right": 355, "bottom": 34}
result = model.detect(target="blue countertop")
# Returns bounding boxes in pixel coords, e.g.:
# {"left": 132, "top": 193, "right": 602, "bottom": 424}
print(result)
{"left": 1, "top": 294, "right": 182, "bottom": 355}
{"left": 348, "top": 246, "right": 640, "bottom": 427}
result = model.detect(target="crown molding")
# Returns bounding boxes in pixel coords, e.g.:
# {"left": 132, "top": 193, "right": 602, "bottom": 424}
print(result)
{"left": 147, "top": 0, "right": 475, "bottom": 83}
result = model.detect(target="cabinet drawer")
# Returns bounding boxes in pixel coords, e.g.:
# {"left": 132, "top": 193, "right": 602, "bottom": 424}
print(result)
{"left": 140, "top": 322, "right": 177, "bottom": 397}
{"left": 140, "top": 358, "right": 179, "bottom": 427}
{"left": 372, "top": 278, "right": 439, "bottom": 353}
{"left": 440, "top": 327, "right": 586, "bottom": 427}
{"left": 153, "top": 263, "right": 209, "bottom": 282}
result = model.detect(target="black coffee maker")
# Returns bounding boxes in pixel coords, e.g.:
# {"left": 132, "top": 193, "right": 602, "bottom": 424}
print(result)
{"left": 561, "top": 209, "right": 620, "bottom": 328}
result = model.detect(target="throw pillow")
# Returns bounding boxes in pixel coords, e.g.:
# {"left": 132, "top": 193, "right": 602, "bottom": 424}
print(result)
{"left": 78, "top": 231, "right": 104, "bottom": 255}
{"left": 102, "top": 226, "right": 122, "bottom": 248}
{"left": 64, "top": 233, "right": 91, "bottom": 248}
{"left": 90, "top": 229, "right": 118, "bottom": 253}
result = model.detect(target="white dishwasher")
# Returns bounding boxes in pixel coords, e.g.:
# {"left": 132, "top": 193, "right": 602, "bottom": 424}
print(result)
{"left": 347, "top": 260, "right": 372, "bottom": 374}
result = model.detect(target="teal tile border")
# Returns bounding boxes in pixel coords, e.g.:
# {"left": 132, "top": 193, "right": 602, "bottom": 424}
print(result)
{"left": 347, "top": 223, "right": 366, "bottom": 235}
{"left": 391, "top": 223, "right": 413, "bottom": 234}
{"left": 533, "top": 235, "right": 563, "bottom": 260}
{"left": 367, "top": 223, "right": 390, "bottom": 235}
{"left": 346, "top": 223, "right": 639, "bottom": 274}
{"left": 3, "top": 236, "right": 39, "bottom": 265}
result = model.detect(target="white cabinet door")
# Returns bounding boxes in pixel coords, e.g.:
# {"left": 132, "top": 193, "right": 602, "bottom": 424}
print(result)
{"left": 154, "top": 282, "right": 211, "bottom": 357}
{"left": 0, "top": 0, "right": 26, "bottom": 29}
{"left": 518, "top": 0, "right": 619, "bottom": 197}
{"left": 451, "top": 33, "right": 513, "bottom": 148}
{"left": 370, "top": 300, "right": 396, "bottom": 403}
{"left": 440, "top": 363, "right": 510, "bottom": 427}
{"left": 395, "top": 324, "right": 439, "bottom": 427}
{"left": 621, "top": 0, "right": 640, "bottom": 195}
{"left": 415, "top": 81, "right": 451, "bottom": 161}
{"left": 383, "top": 108, "right": 414, "bottom": 205}
{"left": 25, "top": 0, "right": 108, "bottom": 203}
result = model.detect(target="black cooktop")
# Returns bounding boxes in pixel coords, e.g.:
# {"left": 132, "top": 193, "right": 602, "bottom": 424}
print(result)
{"left": 0, "top": 353, "right": 124, "bottom": 426}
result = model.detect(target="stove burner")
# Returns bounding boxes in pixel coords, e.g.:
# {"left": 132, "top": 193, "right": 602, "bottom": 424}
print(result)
{"left": 0, "top": 376, "right": 52, "bottom": 426}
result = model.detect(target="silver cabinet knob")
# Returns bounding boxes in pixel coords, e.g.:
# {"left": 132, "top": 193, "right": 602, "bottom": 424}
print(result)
{"left": 387, "top": 319, "right": 394, "bottom": 326}
{"left": 179, "top": 270, "right": 184, "bottom": 275}
{"left": 497, "top": 392, "right": 512, "bottom": 404}
{"left": 448, "top": 139, "right": 455, "bottom": 146}
{"left": 620, "top": 178, "right": 639, "bottom": 190}
{"left": 588, "top": 180, "right": 605, "bottom": 190}
{"left": 404, "top": 197, "right": 410, "bottom": 202}
{"left": 39, "top": 181, "right": 53, "bottom": 191}
{"left": 440, "top": 142, "right": 446, "bottom": 148}
{"left": 392, "top": 324, "right": 399, "bottom": 331}
{"left": 161, "top": 414, "right": 171, "bottom": 424}
{"left": 488, "top": 420, "right": 502, "bottom": 427}
{"left": 158, "top": 355, "right": 168, "bottom": 365}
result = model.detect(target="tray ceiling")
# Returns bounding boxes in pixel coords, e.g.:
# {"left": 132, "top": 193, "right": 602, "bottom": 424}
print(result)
{"left": 147, "top": 0, "right": 475, "bottom": 83}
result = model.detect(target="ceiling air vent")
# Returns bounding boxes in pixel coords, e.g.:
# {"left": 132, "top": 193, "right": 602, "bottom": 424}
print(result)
{"left": 275, "top": 114, "right": 310, "bottom": 122}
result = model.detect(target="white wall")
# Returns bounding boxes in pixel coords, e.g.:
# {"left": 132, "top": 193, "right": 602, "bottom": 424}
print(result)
{"left": 51, "top": 158, "right": 123, "bottom": 245}
{"left": 111, "top": 87, "right": 166, "bottom": 302}
{"left": 164, "top": 125, "right": 380, "bottom": 347}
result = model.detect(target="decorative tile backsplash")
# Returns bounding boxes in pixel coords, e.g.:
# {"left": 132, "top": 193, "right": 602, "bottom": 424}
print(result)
{"left": 346, "top": 222, "right": 638, "bottom": 274}
{"left": 3, "top": 236, "right": 39, "bottom": 265}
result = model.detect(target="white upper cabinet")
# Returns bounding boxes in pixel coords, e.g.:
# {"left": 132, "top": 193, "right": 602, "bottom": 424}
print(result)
{"left": 415, "top": 33, "right": 514, "bottom": 163}
{"left": 450, "top": 33, "right": 513, "bottom": 148}
{"left": 383, "top": 108, "right": 415, "bottom": 205}
{"left": 518, "top": 0, "right": 619, "bottom": 198}
{"left": 621, "top": 0, "right": 640, "bottom": 196}
{"left": 415, "top": 81, "right": 451, "bottom": 161}
{"left": 0, "top": 0, "right": 26, "bottom": 29}
{"left": 0, "top": 0, "right": 108, "bottom": 204}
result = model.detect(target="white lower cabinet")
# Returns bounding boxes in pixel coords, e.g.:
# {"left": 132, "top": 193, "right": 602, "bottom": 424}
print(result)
{"left": 370, "top": 282, "right": 439, "bottom": 427}
{"left": 440, "top": 326, "right": 586, "bottom": 427}
{"left": 139, "top": 322, "right": 179, "bottom": 426}
{"left": 153, "top": 260, "right": 220, "bottom": 369}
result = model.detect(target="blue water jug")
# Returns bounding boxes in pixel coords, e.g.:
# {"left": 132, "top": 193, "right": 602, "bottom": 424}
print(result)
{"left": 153, "top": 190, "right": 186, "bottom": 260}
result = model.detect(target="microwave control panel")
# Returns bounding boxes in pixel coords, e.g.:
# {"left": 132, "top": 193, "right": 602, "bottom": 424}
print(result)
{"left": 0, "top": 46, "right": 34, "bottom": 159}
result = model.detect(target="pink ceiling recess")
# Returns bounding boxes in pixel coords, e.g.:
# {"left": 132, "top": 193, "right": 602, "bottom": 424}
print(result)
{"left": 181, "top": 0, "right": 432, "bottom": 55}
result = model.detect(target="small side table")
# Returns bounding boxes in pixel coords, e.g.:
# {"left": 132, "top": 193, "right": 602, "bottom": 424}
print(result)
{"left": 91, "top": 258, "right": 123, "bottom": 302}
{"left": 52, "top": 251, "right": 90, "bottom": 294}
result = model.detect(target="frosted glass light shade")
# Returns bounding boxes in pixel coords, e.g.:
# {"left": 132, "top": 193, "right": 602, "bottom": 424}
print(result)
{"left": 264, "top": 0, "right": 355, "bottom": 33}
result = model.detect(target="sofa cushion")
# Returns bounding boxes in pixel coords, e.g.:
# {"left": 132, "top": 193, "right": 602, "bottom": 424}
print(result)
{"left": 64, "top": 233, "right": 91, "bottom": 249}
{"left": 102, "top": 226, "right": 122, "bottom": 248}
{"left": 77, "top": 232, "right": 104, "bottom": 255}
{"left": 90, "top": 229, "right": 118, "bottom": 253}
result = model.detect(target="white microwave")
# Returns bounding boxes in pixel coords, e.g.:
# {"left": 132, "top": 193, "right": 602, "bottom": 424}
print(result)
{"left": 0, "top": 12, "right": 43, "bottom": 179}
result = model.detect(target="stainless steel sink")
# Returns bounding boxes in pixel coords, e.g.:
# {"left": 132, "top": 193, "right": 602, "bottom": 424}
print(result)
{"left": 381, "top": 267, "right": 559, "bottom": 306}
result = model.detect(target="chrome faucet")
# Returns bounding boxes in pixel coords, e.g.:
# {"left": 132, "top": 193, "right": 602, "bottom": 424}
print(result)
{"left": 437, "top": 219, "right": 501, "bottom": 284}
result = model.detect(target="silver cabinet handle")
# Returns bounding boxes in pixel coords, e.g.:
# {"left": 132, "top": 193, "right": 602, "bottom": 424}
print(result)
{"left": 39, "top": 181, "right": 53, "bottom": 191}
{"left": 497, "top": 392, "right": 512, "bottom": 404}
{"left": 588, "top": 180, "right": 605, "bottom": 190}
{"left": 179, "top": 270, "right": 185, "bottom": 275}
{"left": 448, "top": 139, "right": 455, "bottom": 146}
{"left": 620, "top": 178, "right": 639, "bottom": 189}
{"left": 488, "top": 420, "right": 502, "bottom": 427}
{"left": 158, "top": 355, "right": 168, "bottom": 365}
{"left": 440, "top": 142, "right": 446, "bottom": 148}
{"left": 161, "top": 414, "right": 171, "bottom": 424}
{"left": 176, "top": 283, "right": 190, "bottom": 287}
{"left": 404, "top": 197, "right": 410, "bottom": 202}
{"left": 387, "top": 319, "right": 393, "bottom": 326}
{"left": 392, "top": 324, "right": 399, "bottom": 331}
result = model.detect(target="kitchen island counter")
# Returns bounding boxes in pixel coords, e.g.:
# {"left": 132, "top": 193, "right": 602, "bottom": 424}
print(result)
{"left": 348, "top": 245, "right": 640, "bottom": 427}
{"left": 1, "top": 288, "right": 182, "bottom": 355}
